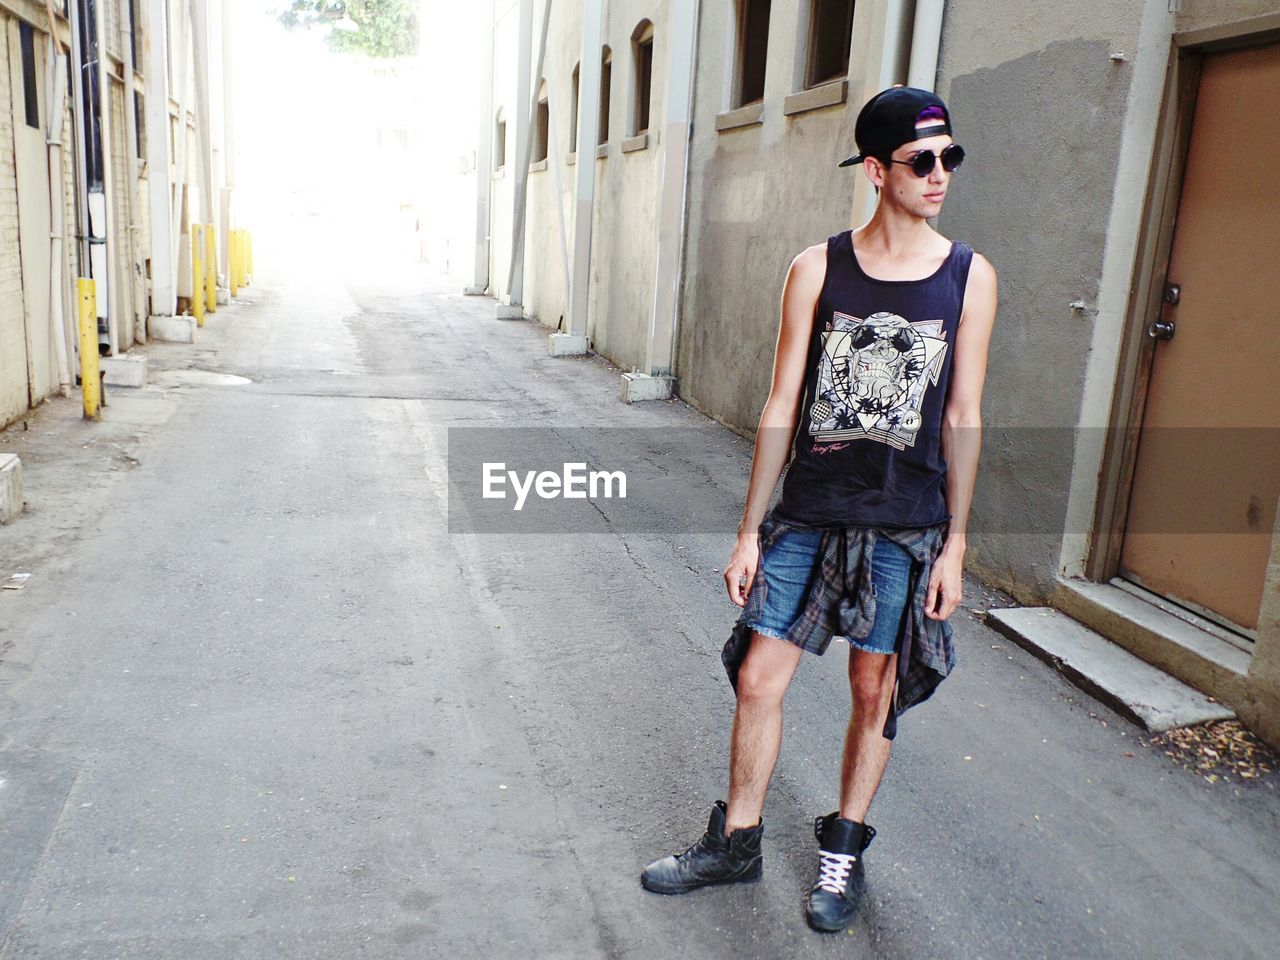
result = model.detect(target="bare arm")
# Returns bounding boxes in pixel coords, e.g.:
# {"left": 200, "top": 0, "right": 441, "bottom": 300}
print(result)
{"left": 927, "top": 251, "right": 997, "bottom": 618}
{"left": 725, "top": 245, "right": 825, "bottom": 605}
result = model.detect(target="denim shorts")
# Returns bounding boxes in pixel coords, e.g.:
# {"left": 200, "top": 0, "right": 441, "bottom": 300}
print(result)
{"left": 745, "top": 526, "right": 912, "bottom": 656}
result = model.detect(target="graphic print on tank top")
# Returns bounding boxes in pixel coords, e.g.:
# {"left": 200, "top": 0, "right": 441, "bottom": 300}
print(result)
{"left": 808, "top": 309, "right": 949, "bottom": 450}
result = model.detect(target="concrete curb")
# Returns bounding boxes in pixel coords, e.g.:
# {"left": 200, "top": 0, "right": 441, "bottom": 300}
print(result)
{"left": 0, "top": 453, "right": 23, "bottom": 523}
{"left": 987, "top": 606, "right": 1236, "bottom": 732}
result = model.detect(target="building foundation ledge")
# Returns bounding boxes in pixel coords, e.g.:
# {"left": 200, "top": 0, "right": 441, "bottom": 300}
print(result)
{"left": 0, "top": 454, "right": 23, "bottom": 524}
{"left": 619, "top": 372, "right": 674, "bottom": 403}
{"left": 147, "top": 316, "right": 198, "bottom": 343}
{"left": 101, "top": 354, "right": 149, "bottom": 388}
{"left": 548, "top": 333, "right": 588, "bottom": 357}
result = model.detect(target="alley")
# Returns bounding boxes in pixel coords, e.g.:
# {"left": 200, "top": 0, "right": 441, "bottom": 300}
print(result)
{"left": 1, "top": 225, "right": 1278, "bottom": 960}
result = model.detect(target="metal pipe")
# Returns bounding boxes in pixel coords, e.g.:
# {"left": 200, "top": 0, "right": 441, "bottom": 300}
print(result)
{"left": 567, "top": 0, "right": 602, "bottom": 339}
{"left": 467, "top": 0, "right": 495, "bottom": 295}
{"left": 169, "top": 0, "right": 193, "bottom": 302}
{"left": 92, "top": 0, "right": 118, "bottom": 352}
{"left": 121, "top": 0, "right": 145, "bottom": 341}
{"left": 644, "top": 0, "right": 701, "bottom": 379}
{"left": 907, "top": 0, "right": 946, "bottom": 91}
{"left": 42, "top": 3, "right": 72, "bottom": 393}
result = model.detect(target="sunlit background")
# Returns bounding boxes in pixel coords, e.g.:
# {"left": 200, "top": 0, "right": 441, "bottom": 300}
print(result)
{"left": 236, "top": 1, "right": 482, "bottom": 272}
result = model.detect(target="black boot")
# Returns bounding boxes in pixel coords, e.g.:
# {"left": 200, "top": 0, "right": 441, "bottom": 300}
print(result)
{"left": 640, "top": 801, "right": 763, "bottom": 894}
{"left": 804, "top": 811, "right": 876, "bottom": 932}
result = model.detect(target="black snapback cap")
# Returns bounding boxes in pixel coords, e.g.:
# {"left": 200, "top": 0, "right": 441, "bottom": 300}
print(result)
{"left": 839, "top": 86, "right": 953, "bottom": 167}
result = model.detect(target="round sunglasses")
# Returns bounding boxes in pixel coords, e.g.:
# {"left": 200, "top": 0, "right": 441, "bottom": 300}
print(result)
{"left": 889, "top": 143, "right": 965, "bottom": 177}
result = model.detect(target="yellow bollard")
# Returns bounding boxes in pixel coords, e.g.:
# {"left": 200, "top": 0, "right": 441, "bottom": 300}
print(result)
{"left": 229, "top": 228, "right": 239, "bottom": 298}
{"left": 245, "top": 229, "right": 253, "bottom": 284}
{"left": 78, "top": 278, "right": 100, "bottom": 421}
{"left": 191, "top": 225, "right": 205, "bottom": 327}
{"left": 205, "top": 222, "right": 217, "bottom": 313}
{"left": 236, "top": 228, "right": 247, "bottom": 288}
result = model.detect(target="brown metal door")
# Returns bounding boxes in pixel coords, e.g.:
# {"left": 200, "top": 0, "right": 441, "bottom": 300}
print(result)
{"left": 1119, "top": 41, "right": 1280, "bottom": 636}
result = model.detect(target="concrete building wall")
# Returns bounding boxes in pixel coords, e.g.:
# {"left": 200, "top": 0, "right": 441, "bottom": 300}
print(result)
{"left": 0, "top": 0, "right": 233, "bottom": 428}
{"left": 0, "top": 11, "right": 28, "bottom": 426}
{"left": 477, "top": 0, "right": 1280, "bottom": 746}
{"left": 677, "top": 0, "right": 861, "bottom": 435}
{"left": 581, "top": 1, "right": 665, "bottom": 369}
{"left": 933, "top": 0, "right": 1144, "bottom": 600}
{"left": 521, "top": 0, "right": 580, "bottom": 332}
{"left": 492, "top": 0, "right": 668, "bottom": 373}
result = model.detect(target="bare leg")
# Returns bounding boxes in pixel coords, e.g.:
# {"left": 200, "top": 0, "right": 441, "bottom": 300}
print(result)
{"left": 724, "top": 631, "right": 804, "bottom": 832}
{"left": 838, "top": 648, "right": 898, "bottom": 823}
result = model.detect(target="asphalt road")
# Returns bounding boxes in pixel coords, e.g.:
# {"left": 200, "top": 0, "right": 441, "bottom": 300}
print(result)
{"left": 1, "top": 221, "right": 1277, "bottom": 959}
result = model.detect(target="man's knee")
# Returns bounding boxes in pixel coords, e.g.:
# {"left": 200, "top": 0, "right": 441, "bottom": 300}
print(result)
{"left": 737, "top": 636, "right": 798, "bottom": 706}
{"left": 849, "top": 656, "right": 895, "bottom": 712}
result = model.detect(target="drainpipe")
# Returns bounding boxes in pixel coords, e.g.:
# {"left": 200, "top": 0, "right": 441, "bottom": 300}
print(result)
{"left": 639, "top": 0, "right": 699, "bottom": 390}
{"left": 466, "top": 0, "right": 494, "bottom": 295}
{"left": 565, "top": 0, "right": 602, "bottom": 341}
{"left": 220, "top": 0, "right": 236, "bottom": 278}
{"left": 92, "top": 0, "right": 118, "bottom": 352}
{"left": 907, "top": 0, "right": 945, "bottom": 91}
{"left": 144, "top": 0, "right": 175, "bottom": 315}
{"left": 169, "top": 0, "right": 193, "bottom": 307}
{"left": 853, "top": 0, "right": 942, "bottom": 223}
{"left": 43, "top": 1, "right": 71, "bottom": 394}
{"left": 190, "top": 0, "right": 215, "bottom": 231}
{"left": 121, "top": 0, "right": 145, "bottom": 342}
{"left": 65, "top": 0, "right": 90, "bottom": 277}
{"left": 502, "top": 0, "right": 538, "bottom": 309}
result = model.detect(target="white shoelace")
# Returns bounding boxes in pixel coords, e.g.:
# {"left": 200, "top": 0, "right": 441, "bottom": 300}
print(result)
{"left": 816, "top": 850, "right": 858, "bottom": 894}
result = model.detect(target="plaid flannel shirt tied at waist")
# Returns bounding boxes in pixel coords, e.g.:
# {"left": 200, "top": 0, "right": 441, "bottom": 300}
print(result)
{"left": 721, "top": 511, "right": 957, "bottom": 740}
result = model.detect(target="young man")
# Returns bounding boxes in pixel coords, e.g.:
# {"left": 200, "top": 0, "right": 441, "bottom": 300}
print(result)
{"left": 640, "top": 86, "right": 998, "bottom": 933}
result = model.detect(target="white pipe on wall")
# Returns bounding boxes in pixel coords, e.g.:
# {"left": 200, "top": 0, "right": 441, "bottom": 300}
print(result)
{"left": 907, "top": 0, "right": 946, "bottom": 92}
{"left": 145, "top": 0, "right": 176, "bottom": 315}
{"left": 95, "top": 0, "right": 119, "bottom": 351}
{"left": 169, "top": 0, "right": 193, "bottom": 301}
{"left": 121, "top": 0, "right": 146, "bottom": 342}
{"left": 468, "top": 0, "right": 495, "bottom": 295}
{"left": 567, "top": 0, "right": 602, "bottom": 339}
{"left": 44, "top": 8, "right": 72, "bottom": 394}
{"left": 644, "top": 0, "right": 700, "bottom": 379}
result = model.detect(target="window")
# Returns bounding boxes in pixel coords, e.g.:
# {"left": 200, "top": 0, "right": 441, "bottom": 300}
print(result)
{"left": 134, "top": 91, "right": 146, "bottom": 158}
{"left": 806, "top": 0, "right": 854, "bottom": 88}
{"left": 598, "top": 47, "right": 612, "bottom": 144}
{"left": 20, "top": 22, "right": 39, "bottom": 129}
{"left": 734, "top": 0, "right": 771, "bottom": 108}
{"left": 632, "top": 21, "right": 654, "bottom": 135}
{"left": 495, "top": 110, "right": 507, "bottom": 171}
{"left": 570, "top": 63, "right": 580, "bottom": 152}
{"left": 534, "top": 82, "right": 549, "bottom": 163}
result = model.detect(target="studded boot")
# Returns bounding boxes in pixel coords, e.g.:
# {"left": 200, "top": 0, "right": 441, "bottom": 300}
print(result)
{"left": 640, "top": 801, "right": 764, "bottom": 894}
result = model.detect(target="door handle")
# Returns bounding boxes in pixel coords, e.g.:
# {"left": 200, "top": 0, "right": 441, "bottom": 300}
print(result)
{"left": 1147, "top": 318, "right": 1175, "bottom": 340}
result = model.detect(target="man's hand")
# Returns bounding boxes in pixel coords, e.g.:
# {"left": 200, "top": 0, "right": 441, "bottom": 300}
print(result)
{"left": 924, "top": 545, "right": 964, "bottom": 620}
{"left": 725, "top": 534, "right": 761, "bottom": 607}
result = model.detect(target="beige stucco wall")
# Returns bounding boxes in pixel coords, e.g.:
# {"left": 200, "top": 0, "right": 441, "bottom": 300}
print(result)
{"left": 676, "top": 0, "right": 861, "bottom": 436}
{"left": 1, "top": 11, "right": 29, "bottom": 427}
{"left": 510, "top": 0, "right": 668, "bottom": 373}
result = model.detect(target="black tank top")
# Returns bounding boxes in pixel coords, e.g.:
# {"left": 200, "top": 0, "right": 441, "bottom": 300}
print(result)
{"left": 775, "top": 230, "right": 974, "bottom": 529}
